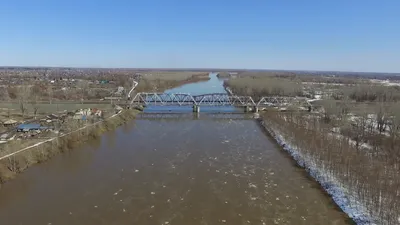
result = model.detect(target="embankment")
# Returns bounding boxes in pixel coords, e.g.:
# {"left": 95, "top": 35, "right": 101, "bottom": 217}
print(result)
{"left": 0, "top": 109, "right": 137, "bottom": 186}
{"left": 0, "top": 74, "right": 211, "bottom": 186}
{"left": 257, "top": 112, "right": 394, "bottom": 225}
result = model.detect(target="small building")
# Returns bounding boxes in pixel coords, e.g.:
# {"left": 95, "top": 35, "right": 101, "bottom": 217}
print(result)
{"left": 16, "top": 124, "right": 45, "bottom": 132}
{"left": 75, "top": 108, "right": 92, "bottom": 116}
{"left": 3, "top": 119, "right": 18, "bottom": 127}
{"left": 91, "top": 108, "right": 102, "bottom": 117}
{"left": 73, "top": 114, "right": 87, "bottom": 120}
{"left": 115, "top": 86, "right": 124, "bottom": 95}
{"left": 73, "top": 114, "right": 83, "bottom": 120}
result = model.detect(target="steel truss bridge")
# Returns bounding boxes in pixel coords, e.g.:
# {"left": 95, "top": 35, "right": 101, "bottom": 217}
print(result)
{"left": 130, "top": 92, "right": 311, "bottom": 108}
{"left": 137, "top": 112, "right": 255, "bottom": 120}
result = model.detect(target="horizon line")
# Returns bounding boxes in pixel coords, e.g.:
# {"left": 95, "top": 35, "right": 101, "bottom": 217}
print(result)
{"left": 0, "top": 65, "right": 399, "bottom": 75}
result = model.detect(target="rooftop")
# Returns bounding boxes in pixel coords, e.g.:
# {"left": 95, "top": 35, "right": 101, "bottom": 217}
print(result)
{"left": 17, "top": 124, "right": 42, "bottom": 130}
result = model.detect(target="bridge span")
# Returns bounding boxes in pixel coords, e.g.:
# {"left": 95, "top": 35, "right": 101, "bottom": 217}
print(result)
{"left": 130, "top": 92, "right": 311, "bottom": 112}
{"left": 136, "top": 112, "right": 256, "bottom": 120}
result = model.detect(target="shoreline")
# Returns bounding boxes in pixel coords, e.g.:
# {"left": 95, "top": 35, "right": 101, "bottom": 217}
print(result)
{"left": 256, "top": 115, "right": 372, "bottom": 225}
{"left": 223, "top": 78, "right": 366, "bottom": 224}
{"left": 0, "top": 76, "right": 209, "bottom": 186}
{"left": 0, "top": 109, "right": 138, "bottom": 185}
{"left": 222, "top": 79, "right": 374, "bottom": 224}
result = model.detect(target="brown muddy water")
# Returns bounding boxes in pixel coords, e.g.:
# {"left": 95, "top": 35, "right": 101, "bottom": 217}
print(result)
{"left": 0, "top": 114, "right": 350, "bottom": 225}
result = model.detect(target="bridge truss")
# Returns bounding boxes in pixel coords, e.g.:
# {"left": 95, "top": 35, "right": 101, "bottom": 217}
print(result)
{"left": 130, "top": 93, "right": 256, "bottom": 106}
{"left": 130, "top": 92, "right": 311, "bottom": 108}
{"left": 137, "top": 112, "right": 254, "bottom": 120}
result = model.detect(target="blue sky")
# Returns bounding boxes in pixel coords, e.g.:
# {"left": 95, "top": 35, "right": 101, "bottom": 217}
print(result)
{"left": 0, "top": 0, "right": 399, "bottom": 72}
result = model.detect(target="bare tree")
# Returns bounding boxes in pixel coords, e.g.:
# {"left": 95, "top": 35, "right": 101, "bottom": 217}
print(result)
{"left": 352, "top": 112, "right": 369, "bottom": 150}
{"left": 7, "top": 86, "right": 18, "bottom": 100}
{"left": 387, "top": 104, "right": 400, "bottom": 151}
{"left": 18, "top": 85, "right": 31, "bottom": 119}
{"left": 321, "top": 100, "right": 340, "bottom": 123}
{"left": 30, "top": 92, "right": 40, "bottom": 119}
{"left": 47, "top": 86, "right": 53, "bottom": 104}
{"left": 336, "top": 97, "right": 352, "bottom": 126}
{"left": 376, "top": 103, "right": 389, "bottom": 134}
{"left": 77, "top": 81, "right": 89, "bottom": 104}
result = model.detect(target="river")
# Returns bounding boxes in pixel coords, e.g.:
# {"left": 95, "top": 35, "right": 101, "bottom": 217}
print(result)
{"left": 0, "top": 73, "right": 351, "bottom": 225}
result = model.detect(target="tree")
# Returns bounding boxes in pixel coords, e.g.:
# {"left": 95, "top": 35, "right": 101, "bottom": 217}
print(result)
{"left": 18, "top": 85, "right": 31, "bottom": 119}
{"left": 116, "top": 75, "right": 130, "bottom": 89}
{"left": 47, "top": 86, "right": 53, "bottom": 104}
{"left": 7, "top": 86, "right": 18, "bottom": 99}
{"left": 30, "top": 92, "right": 40, "bottom": 119}
{"left": 77, "top": 81, "right": 89, "bottom": 104}
{"left": 335, "top": 97, "right": 352, "bottom": 126}
{"left": 352, "top": 112, "right": 369, "bottom": 150}
{"left": 387, "top": 104, "right": 400, "bottom": 148}
{"left": 376, "top": 103, "right": 389, "bottom": 134}
{"left": 321, "top": 100, "right": 340, "bottom": 123}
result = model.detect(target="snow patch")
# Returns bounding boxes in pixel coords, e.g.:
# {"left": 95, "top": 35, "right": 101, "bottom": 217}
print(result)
{"left": 259, "top": 119, "right": 377, "bottom": 225}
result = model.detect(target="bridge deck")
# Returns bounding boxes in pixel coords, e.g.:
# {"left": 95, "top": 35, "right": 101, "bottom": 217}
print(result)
{"left": 136, "top": 112, "right": 256, "bottom": 120}
{"left": 130, "top": 92, "right": 310, "bottom": 107}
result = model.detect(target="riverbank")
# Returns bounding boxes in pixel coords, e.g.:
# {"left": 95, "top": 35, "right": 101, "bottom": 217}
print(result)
{"left": 224, "top": 72, "right": 400, "bottom": 224}
{"left": 257, "top": 112, "right": 388, "bottom": 225}
{"left": 0, "top": 109, "right": 138, "bottom": 185}
{"left": 135, "top": 73, "right": 210, "bottom": 92}
{"left": 0, "top": 73, "right": 213, "bottom": 186}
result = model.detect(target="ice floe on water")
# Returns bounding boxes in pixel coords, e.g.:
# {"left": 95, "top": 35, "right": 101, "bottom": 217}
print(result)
{"left": 113, "top": 189, "right": 123, "bottom": 196}
{"left": 248, "top": 183, "right": 257, "bottom": 188}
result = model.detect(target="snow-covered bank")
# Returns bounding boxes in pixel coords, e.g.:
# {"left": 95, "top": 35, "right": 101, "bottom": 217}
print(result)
{"left": 258, "top": 118, "right": 377, "bottom": 225}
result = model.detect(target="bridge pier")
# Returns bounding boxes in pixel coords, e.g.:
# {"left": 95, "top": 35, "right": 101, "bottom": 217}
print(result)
{"left": 193, "top": 105, "right": 200, "bottom": 113}
{"left": 193, "top": 113, "right": 200, "bottom": 119}
{"left": 244, "top": 106, "right": 259, "bottom": 113}
{"left": 244, "top": 106, "right": 254, "bottom": 113}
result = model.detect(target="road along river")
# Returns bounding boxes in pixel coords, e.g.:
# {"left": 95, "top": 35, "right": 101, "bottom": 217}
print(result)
{"left": 0, "top": 73, "right": 351, "bottom": 225}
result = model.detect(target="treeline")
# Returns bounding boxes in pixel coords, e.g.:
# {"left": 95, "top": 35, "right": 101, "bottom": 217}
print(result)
{"left": 234, "top": 70, "right": 400, "bottom": 82}
{"left": 135, "top": 73, "right": 209, "bottom": 92}
{"left": 224, "top": 77, "right": 303, "bottom": 99}
{"left": 319, "top": 99, "right": 400, "bottom": 156}
{"left": 0, "top": 68, "right": 139, "bottom": 80}
{"left": 262, "top": 111, "right": 400, "bottom": 224}
{"left": 332, "top": 84, "right": 400, "bottom": 102}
